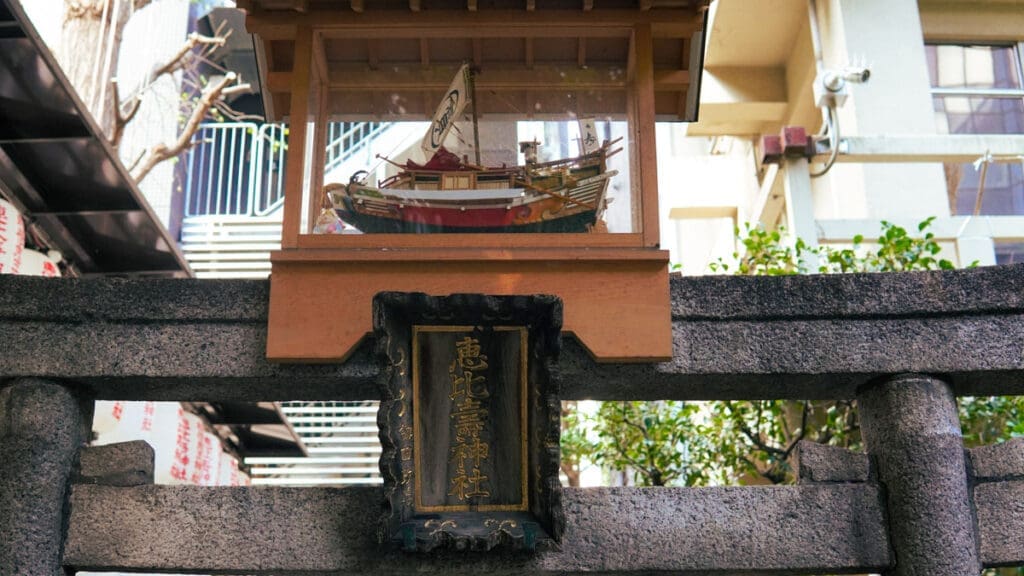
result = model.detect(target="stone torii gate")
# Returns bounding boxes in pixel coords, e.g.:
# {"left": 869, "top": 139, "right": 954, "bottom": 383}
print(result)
{"left": 1, "top": 265, "right": 1024, "bottom": 574}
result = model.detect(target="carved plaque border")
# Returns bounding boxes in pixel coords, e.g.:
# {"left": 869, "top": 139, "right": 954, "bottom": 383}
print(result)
{"left": 374, "top": 292, "right": 563, "bottom": 553}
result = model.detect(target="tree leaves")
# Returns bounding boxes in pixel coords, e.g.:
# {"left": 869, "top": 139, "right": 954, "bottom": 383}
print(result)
{"left": 564, "top": 218, "right": 1017, "bottom": 488}
{"left": 713, "top": 218, "right": 959, "bottom": 276}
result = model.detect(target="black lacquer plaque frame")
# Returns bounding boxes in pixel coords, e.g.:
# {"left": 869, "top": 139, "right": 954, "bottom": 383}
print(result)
{"left": 374, "top": 292, "right": 563, "bottom": 553}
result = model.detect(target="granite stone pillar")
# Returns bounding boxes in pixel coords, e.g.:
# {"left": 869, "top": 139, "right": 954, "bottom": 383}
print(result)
{"left": 857, "top": 374, "right": 980, "bottom": 576}
{"left": 0, "top": 379, "right": 85, "bottom": 575}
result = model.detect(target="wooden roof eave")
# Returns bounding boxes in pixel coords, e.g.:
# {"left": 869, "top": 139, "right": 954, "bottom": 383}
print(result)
{"left": 245, "top": 5, "right": 704, "bottom": 121}
{"left": 244, "top": 8, "right": 703, "bottom": 38}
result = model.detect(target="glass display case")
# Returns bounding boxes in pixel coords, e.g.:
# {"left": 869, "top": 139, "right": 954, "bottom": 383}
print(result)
{"left": 307, "top": 62, "right": 635, "bottom": 236}
{"left": 244, "top": 3, "right": 707, "bottom": 362}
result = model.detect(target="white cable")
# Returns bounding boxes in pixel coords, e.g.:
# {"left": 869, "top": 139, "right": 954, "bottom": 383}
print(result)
{"left": 810, "top": 105, "right": 840, "bottom": 178}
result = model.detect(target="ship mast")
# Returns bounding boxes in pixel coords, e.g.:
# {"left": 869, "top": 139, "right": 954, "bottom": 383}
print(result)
{"left": 468, "top": 65, "right": 481, "bottom": 166}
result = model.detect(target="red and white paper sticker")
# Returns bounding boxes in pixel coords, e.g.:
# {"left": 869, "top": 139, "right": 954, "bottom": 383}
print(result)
{"left": 18, "top": 249, "right": 60, "bottom": 277}
{"left": 0, "top": 199, "right": 25, "bottom": 275}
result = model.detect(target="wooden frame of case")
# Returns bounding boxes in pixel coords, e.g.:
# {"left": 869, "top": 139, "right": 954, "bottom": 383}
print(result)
{"left": 244, "top": 5, "right": 706, "bottom": 362}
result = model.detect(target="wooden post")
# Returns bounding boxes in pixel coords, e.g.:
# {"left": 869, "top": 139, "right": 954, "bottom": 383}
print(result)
{"left": 469, "top": 66, "right": 482, "bottom": 166}
{"left": 280, "top": 26, "right": 314, "bottom": 248}
{"left": 633, "top": 23, "right": 659, "bottom": 247}
{"left": 308, "top": 68, "right": 330, "bottom": 233}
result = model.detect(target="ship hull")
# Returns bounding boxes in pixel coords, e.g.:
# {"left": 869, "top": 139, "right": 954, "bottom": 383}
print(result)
{"left": 336, "top": 204, "right": 598, "bottom": 234}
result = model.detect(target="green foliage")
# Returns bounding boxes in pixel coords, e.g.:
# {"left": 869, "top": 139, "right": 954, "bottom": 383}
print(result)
{"left": 565, "top": 218, "right": 1017, "bottom": 488}
{"left": 709, "top": 400, "right": 860, "bottom": 485}
{"left": 710, "top": 217, "right": 962, "bottom": 276}
{"left": 588, "top": 401, "right": 713, "bottom": 487}
{"left": 960, "top": 395, "right": 1024, "bottom": 447}
{"left": 983, "top": 568, "right": 1024, "bottom": 576}
{"left": 821, "top": 216, "right": 966, "bottom": 272}
{"left": 709, "top": 225, "right": 810, "bottom": 275}
{"left": 559, "top": 402, "right": 591, "bottom": 487}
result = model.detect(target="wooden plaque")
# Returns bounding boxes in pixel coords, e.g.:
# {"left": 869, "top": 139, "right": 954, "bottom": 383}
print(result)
{"left": 375, "top": 293, "right": 563, "bottom": 552}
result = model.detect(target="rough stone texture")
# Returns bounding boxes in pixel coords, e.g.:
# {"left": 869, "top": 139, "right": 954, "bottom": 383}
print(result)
{"left": 857, "top": 375, "right": 980, "bottom": 576}
{"left": 0, "top": 276, "right": 270, "bottom": 322}
{"left": 1, "top": 265, "right": 1022, "bottom": 401}
{"left": 975, "top": 480, "right": 1024, "bottom": 567}
{"left": 669, "top": 264, "right": 1024, "bottom": 319}
{"left": 0, "top": 379, "right": 84, "bottom": 576}
{"left": 970, "top": 437, "right": 1024, "bottom": 482}
{"left": 795, "top": 440, "right": 872, "bottom": 483}
{"left": 77, "top": 441, "right": 154, "bottom": 486}
{"left": 0, "top": 261, "right": 1019, "bottom": 575}
{"left": 64, "top": 484, "right": 891, "bottom": 575}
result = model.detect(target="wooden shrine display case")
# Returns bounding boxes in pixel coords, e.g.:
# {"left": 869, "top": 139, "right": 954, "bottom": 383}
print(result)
{"left": 240, "top": 0, "right": 707, "bottom": 363}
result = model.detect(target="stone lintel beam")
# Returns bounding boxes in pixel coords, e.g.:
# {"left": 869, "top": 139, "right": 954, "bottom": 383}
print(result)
{"left": 970, "top": 437, "right": 1024, "bottom": 483}
{"left": 975, "top": 480, "right": 1024, "bottom": 567}
{"left": 64, "top": 484, "right": 891, "bottom": 575}
{"left": 795, "top": 440, "right": 873, "bottom": 484}
{"left": 1, "top": 264, "right": 1022, "bottom": 402}
{"left": 76, "top": 441, "right": 155, "bottom": 487}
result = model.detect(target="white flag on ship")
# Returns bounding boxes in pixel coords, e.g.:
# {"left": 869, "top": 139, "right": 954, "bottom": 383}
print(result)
{"left": 578, "top": 117, "right": 600, "bottom": 155}
{"left": 421, "top": 64, "right": 472, "bottom": 155}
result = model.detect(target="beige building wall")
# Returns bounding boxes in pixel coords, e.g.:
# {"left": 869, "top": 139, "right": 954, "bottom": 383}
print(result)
{"left": 815, "top": 0, "right": 949, "bottom": 220}
{"left": 117, "top": 0, "right": 192, "bottom": 229}
{"left": 662, "top": 0, "right": 1024, "bottom": 273}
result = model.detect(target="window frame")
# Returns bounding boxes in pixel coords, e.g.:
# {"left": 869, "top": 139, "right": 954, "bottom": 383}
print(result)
{"left": 927, "top": 41, "right": 1024, "bottom": 97}
{"left": 925, "top": 41, "right": 1024, "bottom": 218}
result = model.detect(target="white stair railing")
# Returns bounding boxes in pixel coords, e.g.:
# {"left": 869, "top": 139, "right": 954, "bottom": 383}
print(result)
{"left": 245, "top": 401, "right": 382, "bottom": 487}
{"left": 183, "top": 121, "right": 390, "bottom": 219}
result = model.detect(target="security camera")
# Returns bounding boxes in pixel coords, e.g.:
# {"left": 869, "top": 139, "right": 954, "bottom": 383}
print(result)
{"left": 841, "top": 66, "right": 871, "bottom": 84}
{"left": 814, "top": 65, "right": 871, "bottom": 108}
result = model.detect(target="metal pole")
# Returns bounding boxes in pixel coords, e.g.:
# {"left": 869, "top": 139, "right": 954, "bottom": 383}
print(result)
{"left": 469, "top": 66, "right": 482, "bottom": 166}
{"left": 782, "top": 156, "right": 820, "bottom": 270}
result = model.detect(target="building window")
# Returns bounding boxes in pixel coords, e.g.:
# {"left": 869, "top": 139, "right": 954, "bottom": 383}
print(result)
{"left": 995, "top": 241, "right": 1024, "bottom": 265}
{"left": 926, "top": 43, "right": 1024, "bottom": 216}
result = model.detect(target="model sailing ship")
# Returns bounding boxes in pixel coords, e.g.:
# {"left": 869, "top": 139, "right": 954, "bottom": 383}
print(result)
{"left": 329, "top": 65, "right": 619, "bottom": 234}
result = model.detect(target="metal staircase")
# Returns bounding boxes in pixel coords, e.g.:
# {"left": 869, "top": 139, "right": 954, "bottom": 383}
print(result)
{"left": 246, "top": 401, "right": 382, "bottom": 486}
{"left": 179, "top": 215, "right": 281, "bottom": 278}
{"left": 178, "top": 120, "right": 389, "bottom": 278}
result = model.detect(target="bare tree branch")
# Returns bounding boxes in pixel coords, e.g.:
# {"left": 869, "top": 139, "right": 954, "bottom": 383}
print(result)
{"left": 724, "top": 402, "right": 788, "bottom": 459}
{"left": 118, "top": 29, "right": 229, "bottom": 110}
{"left": 215, "top": 101, "right": 264, "bottom": 122}
{"left": 132, "top": 72, "right": 236, "bottom": 183}
{"left": 151, "top": 31, "right": 227, "bottom": 81}
{"left": 110, "top": 79, "right": 142, "bottom": 148}
{"left": 781, "top": 401, "right": 810, "bottom": 460}
{"left": 125, "top": 148, "right": 146, "bottom": 173}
